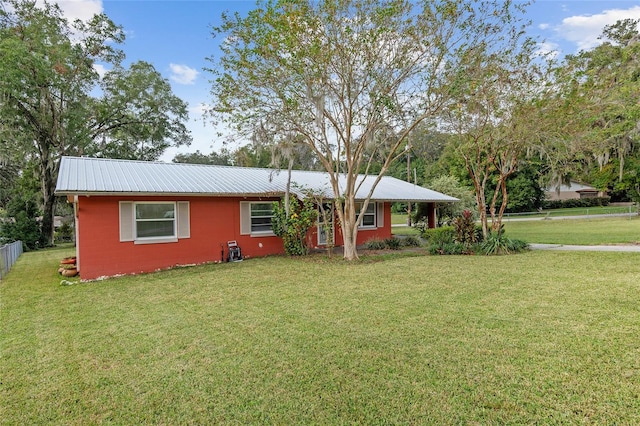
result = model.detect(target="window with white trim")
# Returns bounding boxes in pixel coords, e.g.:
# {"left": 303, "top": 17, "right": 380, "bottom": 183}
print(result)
{"left": 250, "top": 202, "right": 274, "bottom": 233}
{"left": 357, "top": 202, "right": 376, "bottom": 228}
{"left": 135, "top": 202, "right": 176, "bottom": 239}
{"left": 239, "top": 201, "right": 275, "bottom": 236}
{"left": 119, "top": 201, "right": 190, "bottom": 244}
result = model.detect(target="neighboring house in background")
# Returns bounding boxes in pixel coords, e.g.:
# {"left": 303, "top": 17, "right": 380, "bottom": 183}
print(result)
{"left": 55, "top": 157, "right": 457, "bottom": 280}
{"left": 545, "top": 181, "right": 604, "bottom": 201}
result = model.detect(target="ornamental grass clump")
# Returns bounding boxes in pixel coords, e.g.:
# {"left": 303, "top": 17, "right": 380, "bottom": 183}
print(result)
{"left": 481, "top": 225, "right": 529, "bottom": 255}
{"left": 363, "top": 238, "right": 387, "bottom": 250}
{"left": 401, "top": 235, "right": 422, "bottom": 247}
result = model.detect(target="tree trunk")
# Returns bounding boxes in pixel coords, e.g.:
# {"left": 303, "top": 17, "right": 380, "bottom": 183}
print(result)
{"left": 38, "top": 146, "right": 58, "bottom": 247}
{"left": 491, "top": 178, "right": 509, "bottom": 232}
{"left": 489, "top": 179, "right": 501, "bottom": 233}
{"left": 477, "top": 195, "right": 488, "bottom": 239}
{"left": 40, "top": 164, "right": 57, "bottom": 247}
{"left": 339, "top": 197, "right": 360, "bottom": 260}
{"left": 284, "top": 157, "right": 293, "bottom": 217}
{"left": 342, "top": 224, "right": 359, "bottom": 260}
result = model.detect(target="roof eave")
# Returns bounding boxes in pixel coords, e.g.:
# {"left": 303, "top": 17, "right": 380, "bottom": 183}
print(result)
{"left": 54, "top": 191, "right": 459, "bottom": 203}
{"left": 54, "top": 191, "right": 287, "bottom": 198}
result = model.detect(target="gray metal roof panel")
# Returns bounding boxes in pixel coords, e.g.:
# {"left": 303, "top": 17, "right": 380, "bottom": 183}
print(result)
{"left": 55, "top": 156, "right": 458, "bottom": 202}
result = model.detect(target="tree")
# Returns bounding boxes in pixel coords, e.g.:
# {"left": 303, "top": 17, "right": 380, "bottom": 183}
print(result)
{"left": 173, "top": 149, "right": 233, "bottom": 165}
{"left": 421, "top": 174, "right": 475, "bottom": 226}
{"left": 207, "top": 0, "right": 532, "bottom": 259}
{"left": 540, "top": 19, "right": 640, "bottom": 207}
{"left": 82, "top": 61, "right": 192, "bottom": 160}
{"left": 0, "top": 157, "right": 21, "bottom": 210}
{"left": 0, "top": 0, "right": 191, "bottom": 246}
{"left": 0, "top": 167, "right": 42, "bottom": 250}
{"left": 443, "top": 34, "right": 546, "bottom": 237}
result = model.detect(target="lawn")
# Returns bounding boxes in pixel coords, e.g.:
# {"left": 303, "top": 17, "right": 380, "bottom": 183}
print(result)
{"left": 2, "top": 246, "right": 640, "bottom": 424}
{"left": 504, "top": 216, "right": 640, "bottom": 245}
{"left": 391, "top": 214, "right": 640, "bottom": 244}
{"left": 391, "top": 205, "right": 636, "bottom": 226}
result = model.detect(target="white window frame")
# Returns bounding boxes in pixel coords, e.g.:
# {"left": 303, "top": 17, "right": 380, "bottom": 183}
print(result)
{"left": 357, "top": 202, "right": 377, "bottom": 229}
{"left": 135, "top": 201, "right": 177, "bottom": 243}
{"left": 317, "top": 202, "right": 334, "bottom": 245}
{"left": 120, "top": 201, "right": 190, "bottom": 244}
{"left": 240, "top": 201, "right": 275, "bottom": 236}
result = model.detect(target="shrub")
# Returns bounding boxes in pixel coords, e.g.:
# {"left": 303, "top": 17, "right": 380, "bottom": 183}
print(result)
{"left": 54, "top": 220, "right": 74, "bottom": 243}
{"left": 384, "top": 237, "right": 402, "bottom": 250}
{"left": 542, "top": 196, "right": 610, "bottom": 209}
{"left": 363, "top": 238, "right": 387, "bottom": 250}
{"left": 453, "top": 210, "right": 476, "bottom": 247}
{"left": 272, "top": 197, "right": 316, "bottom": 256}
{"left": 0, "top": 193, "right": 42, "bottom": 251}
{"left": 401, "top": 235, "right": 422, "bottom": 247}
{"left": 363, "top": 237, "right": 404, "bottom": 250}
{"left": 428, "top": 241, "right": 469, "bottom": 255}
{"left": 421, "top": 226, "right": 454, "bottom": 244}
{"left": 481, "top": 227, "right": 529, "bottom": 255}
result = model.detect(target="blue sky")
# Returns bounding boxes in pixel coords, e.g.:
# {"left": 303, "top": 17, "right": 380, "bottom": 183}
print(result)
{"left": 47, "top": 0, "right": 640, "bottom": 161}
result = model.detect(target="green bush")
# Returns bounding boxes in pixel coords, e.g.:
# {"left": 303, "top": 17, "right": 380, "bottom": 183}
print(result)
{"left": 421, "top": 226, "right": 455, "bottom": 244}
{"left": 272, "top": 197, "right": 316, "bottom": 256}
{"left": 0, "top": 193, "right": 42, "bottom": 250}
{"left": 401, "top": 235, "right": 422, "bottom": 247}
{"left": 363, "top": 237, "right": 404, "bottom": 250}
{"left": 54, "top": 221, "right": 74, "bottom": 243}
{"left": 384, "top": 237, "right": 402, "bottom": 250}
{"left": 453, "top": 210, "right": 476, "bottom": 247}
{"left": 542, "top": 196, "right": 610, "bottom": 209}
{"left": 363, "top": 238, "right": 387, "bottom": 250}
{"left": 428, "top": 241, "right": 469, "bottom": 255}
{"left": 426, "top": 224, "right": 527, "bottom": 256}
{"left": 481, "top": 228, "right": 529, "bottom": 255}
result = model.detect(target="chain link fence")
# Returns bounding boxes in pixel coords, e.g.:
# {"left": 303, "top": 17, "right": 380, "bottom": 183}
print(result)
{"left": 0, "top": 241, "right": 23, "bottom": 280}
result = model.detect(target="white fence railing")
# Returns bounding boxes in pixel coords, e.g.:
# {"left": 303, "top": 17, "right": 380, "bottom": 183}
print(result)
{"left": 0, "top": 241, "right": 23, "bottom": 280}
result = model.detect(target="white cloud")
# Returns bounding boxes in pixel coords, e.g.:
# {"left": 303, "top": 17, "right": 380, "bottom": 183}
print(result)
{"left": 190, "top": 102, "right": 210, "bottom": 115}
{"left": 536, "top": 41, "right": 560, "bottom": 59}
{"left": 169, "top": 63, "right": 199, "bottom": 85}
{"left": 93, "top": 63, "right": 108, "bottom": 77}
{"left": 557, "top": 6, "right": 640, "bottom": 52}
{"left": 538, "top": 23, "right": 550, "bottom": 30}
{"left": 38, "top": 0, "right": 104, "bottom": 22}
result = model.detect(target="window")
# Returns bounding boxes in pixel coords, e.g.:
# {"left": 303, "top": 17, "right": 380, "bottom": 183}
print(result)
{"left": 135, "top": 203, "right": 175, "bottom": 239}
{"left": 250, "top": 202, "right": 274, "bottom": 233}
{"left": 317, "top": 202, "right": 334, "bottom": 245}
{"left": 357, "top": 202, "right": 376, "bottom": 228}
{"left": 240, "top": 201, "right": 275, "bottom": 236}
{"left": 119, "top": 201, "right": 190, "bottom": 244}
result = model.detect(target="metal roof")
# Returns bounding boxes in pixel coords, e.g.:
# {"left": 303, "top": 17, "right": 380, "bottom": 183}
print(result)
{"left": 55, "top": 156, "right": 458, "bottom": 203}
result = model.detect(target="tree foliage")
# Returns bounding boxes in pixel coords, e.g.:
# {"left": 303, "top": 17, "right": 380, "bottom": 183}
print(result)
{"left": 421, "top": 174, "right": 475, "bottom": 226}
{"left": 173, "top": 149, "right": 234, "bottom": 166}
{"left": 271, "top": 196, "right": 316, "bottom": 256}
{"left": 207, "top": 0, "right": 532, "bottom": 259}
{"left": 442, "top": 30, "right": 547, "bottom": 237}
{"left": 0, "top": 0, "right": 191, "bottom": 246}
{"left": 0, "top": 169, "right": 42, "bottom": 250}
{"left": 540, "top": 19, "right": 640, "bottom": 208}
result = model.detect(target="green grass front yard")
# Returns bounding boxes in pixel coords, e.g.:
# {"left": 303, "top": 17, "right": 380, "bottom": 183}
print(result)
{"left": 2, "top": 246, "right": 640, "bottom": 424}
{"left": 503, "top": 216, "right": 640, "bottom": 245}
